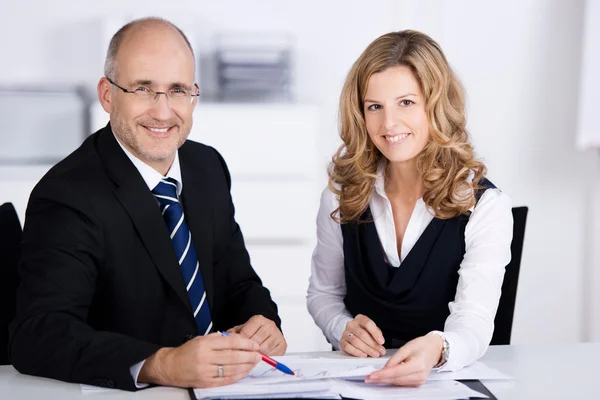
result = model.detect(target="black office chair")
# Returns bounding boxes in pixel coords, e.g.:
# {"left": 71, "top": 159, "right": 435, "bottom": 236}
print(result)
{"left": 490, "top": 206, "right": 528, "bottom": 345}
{"left": 0, "top": 202, "right": 22, "bottom": 365}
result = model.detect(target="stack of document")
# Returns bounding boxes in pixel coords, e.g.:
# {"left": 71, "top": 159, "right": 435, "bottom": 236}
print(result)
{"left": 191, "top": 355, "right": 511, "bottom": 400}
{"left": 214, "top": 33, "right": 293, "bottom": 102}
{"left": 193, "top": 379, "right": 341, "bottom": 399}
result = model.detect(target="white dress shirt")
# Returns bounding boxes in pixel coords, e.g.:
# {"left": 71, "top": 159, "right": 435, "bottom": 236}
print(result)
{"left": 306, "top": 168, "right": 513, "bottom": 371}
{"left": 113, "top": 134, "right": 183, "bottom": 388}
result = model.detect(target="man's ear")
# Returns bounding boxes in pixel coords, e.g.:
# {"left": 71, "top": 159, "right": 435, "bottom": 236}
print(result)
{"left": 97, "top": 77, "right": 113, "bottom": 113}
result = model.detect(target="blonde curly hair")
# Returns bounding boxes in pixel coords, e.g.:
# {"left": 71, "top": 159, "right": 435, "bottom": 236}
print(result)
{"left": 330, "top": 30, "right": 487, "bottom": 223}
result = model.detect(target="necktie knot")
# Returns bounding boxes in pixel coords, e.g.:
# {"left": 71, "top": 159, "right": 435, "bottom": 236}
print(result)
{"left": 152, "top": 178, "right": 179, "bottom": 207}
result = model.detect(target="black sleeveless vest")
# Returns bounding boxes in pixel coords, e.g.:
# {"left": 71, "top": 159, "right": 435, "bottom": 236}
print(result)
{"left": 341, "top": 179, "right": 496, "bottom": 348}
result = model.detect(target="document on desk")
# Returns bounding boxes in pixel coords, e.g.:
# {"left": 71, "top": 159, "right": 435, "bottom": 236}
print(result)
{"left": 192, "top": 379, "right": 341, "bottom": 399}
{"left": 333, "top": 379, "right": 487, "bottom": 400}
{"left": 241, "top": 356, "right": 379, "bottom": 384}
{"left": 302, "top": 353, "right": 511, "bottom": 381}
{"left": 428, "top": 361, "right": 512, "bottom": 381}
{"left": 191, "top": 355, "right": 502, "bottom": 399}
{"left": 192, "top": 379, "right": 487, "bottom": 400}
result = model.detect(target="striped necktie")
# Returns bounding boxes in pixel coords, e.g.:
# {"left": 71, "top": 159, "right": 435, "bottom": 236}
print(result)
{"left": 152, "top": 177, "right": 213, "bottom": 335}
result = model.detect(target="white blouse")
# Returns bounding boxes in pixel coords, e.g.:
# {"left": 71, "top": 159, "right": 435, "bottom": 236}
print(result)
{"left": 306, "top": 171, "right": 513, "bottom": 371}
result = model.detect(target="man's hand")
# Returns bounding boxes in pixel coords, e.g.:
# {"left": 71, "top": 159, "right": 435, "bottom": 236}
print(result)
{"left": 364, "top": 333, "right": 444, "bottom": 387}
{"left": 227, "top": 315, "right": 287, "bottom": 356}
{"left": 138, "top": 332, "right": 261, "bottom": 388}
{"left": 340, "top": 314, "right": 386, "bottom": 358}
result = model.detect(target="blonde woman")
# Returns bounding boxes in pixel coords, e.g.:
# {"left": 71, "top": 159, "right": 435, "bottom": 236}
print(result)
{"left": 307, "top": 30, "right": 513, "bottom": 387}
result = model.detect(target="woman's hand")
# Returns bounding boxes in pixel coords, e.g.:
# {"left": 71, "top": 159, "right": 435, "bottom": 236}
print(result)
{"left": 365, "top": 333, "right": 444, "bottom": 386}
{"left": 340, "top": 314, "right": 386, "bottom": 358}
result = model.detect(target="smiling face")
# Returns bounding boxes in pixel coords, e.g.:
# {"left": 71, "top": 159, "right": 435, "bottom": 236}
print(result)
{"left": 363, "top": 65, "right": 430, "bottom": 166}
{"left": 98, "top": 22, "right": 197, "bottom": 174}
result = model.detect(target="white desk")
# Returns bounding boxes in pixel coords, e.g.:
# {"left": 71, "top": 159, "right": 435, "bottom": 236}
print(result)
{"left": 1, "top": 343, "right": 599, "bottom": 399}
{"left": 479, "top": 342, "right": 599, "bottom": 399}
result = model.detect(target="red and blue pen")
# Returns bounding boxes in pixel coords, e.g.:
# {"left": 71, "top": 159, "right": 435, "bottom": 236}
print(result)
{"left": 220, "top": 331, "right": 295, "bottom": 375}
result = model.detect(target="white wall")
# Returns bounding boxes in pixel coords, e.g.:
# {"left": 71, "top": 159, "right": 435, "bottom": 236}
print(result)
{"left": 1, "top": 0, "right": 598, "bottom": 348}
{"left": 587, "top": 159, "right": 600, "bottom": 341}
{"left": 578, "top": 0, "right": 600, "bottom": 342}
{"left": 0, "top": 0, "right": 397, "bottom": 174}
{"left": 576, "top": 0, "right": 600, "bottom": 150}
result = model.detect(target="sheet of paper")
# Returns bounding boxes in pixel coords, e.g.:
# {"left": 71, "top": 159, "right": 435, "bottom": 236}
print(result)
{"left": 242, "top": 359, "right": 378, "bottom": 384}
{"left": 308, "top": 355, "right": 510, "bottom": 382}
{"left": 315, "top": 352, "right": 389, "bottom": 361}
{"left": 203, "top": 392, "right": 341, "bottom": 400}
{"left": 193, "top": 378, "right": 338, "bottom": 400}
{"left": 428, "top": 362, "right": 513, "bottom": 381}
{"left": 315, "top": 352, "right": 391, "bottom": 366}
{"left": 234, "top": 356, "right": 510, "bottom": 386}
{"left": 333, "top": 379, "right": 488, "bottom": 400}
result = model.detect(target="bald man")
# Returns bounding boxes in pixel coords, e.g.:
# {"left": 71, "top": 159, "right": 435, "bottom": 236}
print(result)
{"left": 9, "top": 18, "right": 286, "bottom": 391}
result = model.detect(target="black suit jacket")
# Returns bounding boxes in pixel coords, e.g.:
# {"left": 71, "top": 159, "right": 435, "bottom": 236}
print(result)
{"left": 8, "top": 124, "right": 281, "bottom": 390}
{"left": 0, "top": 203, "right": 21, "bottom": 365}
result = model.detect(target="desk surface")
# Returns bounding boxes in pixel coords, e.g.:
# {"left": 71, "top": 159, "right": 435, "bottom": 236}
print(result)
{"left": 1, "top": 343, "right": 599, "bottom": 399}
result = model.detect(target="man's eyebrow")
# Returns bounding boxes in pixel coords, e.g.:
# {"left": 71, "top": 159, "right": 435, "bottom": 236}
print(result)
{"left": 129, "top": 79, "right": 153, "bottom": 87}
{"left": 128, "top": 80, "right": 192, "bottom": 91}
{"left": 169, "top": 82, "right": 193, "bottom": 91}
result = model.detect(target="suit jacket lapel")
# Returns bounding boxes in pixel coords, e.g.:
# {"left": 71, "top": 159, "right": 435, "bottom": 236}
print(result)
{"left": 179, "top": 143, "right": 215, "bottom": 310}
{"left": 96, "top": 125, "right": 192, "bottom": 313}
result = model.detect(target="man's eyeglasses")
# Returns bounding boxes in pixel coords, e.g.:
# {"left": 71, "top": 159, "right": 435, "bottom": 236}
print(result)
{"left": 106, "top": 77, "right": 199, "bottom": 105}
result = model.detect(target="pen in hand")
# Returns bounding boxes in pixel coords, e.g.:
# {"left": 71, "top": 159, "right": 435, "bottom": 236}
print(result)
{"left": 220, "top": 331, "right": 295, "bottom": 376}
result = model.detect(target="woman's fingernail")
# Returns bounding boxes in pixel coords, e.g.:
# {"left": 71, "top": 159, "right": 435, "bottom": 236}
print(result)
{"left": 379, "top": 347, "right": 386, "bottom": 355}
{"left": 378, "top": 337, "right": 385, "bottom": 344}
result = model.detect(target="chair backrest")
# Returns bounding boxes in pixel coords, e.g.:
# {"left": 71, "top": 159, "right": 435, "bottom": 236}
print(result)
{"left": 490, "top": 206, "right": 528, "bottom": 345}
{"left": 0, "top": 202, "right": 22, "bottom": 365}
